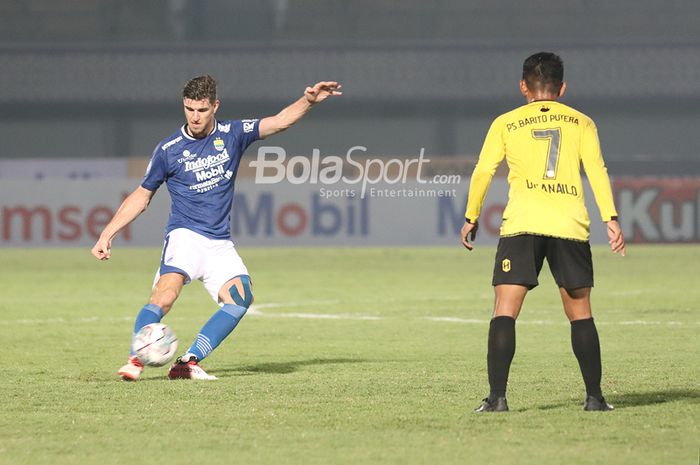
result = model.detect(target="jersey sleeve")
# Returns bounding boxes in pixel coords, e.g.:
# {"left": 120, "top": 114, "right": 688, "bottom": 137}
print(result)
{"left": 233, "top": 119, "right": 261, "bottom": 153}
{"left": 141, "top": 144, "right": 168, "bottom": 192}
{"left": 464, "top": 117, "right": 506, "bottom": 221}
{"left": 580, "top": 119, "right": 618, "bottom": 222}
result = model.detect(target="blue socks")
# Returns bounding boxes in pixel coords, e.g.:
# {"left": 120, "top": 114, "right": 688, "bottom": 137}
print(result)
{"left": 130, "top": 303, "right": 163, "bottom": 355}
{"left": 187, "top": 304, "right": 248, "bottom": 361}
{"left": 128, "top": 303, "right": 247, "bottom": 360}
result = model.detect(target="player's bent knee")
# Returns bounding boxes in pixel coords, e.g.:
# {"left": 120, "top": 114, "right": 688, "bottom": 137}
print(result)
{"left": 222, "top": 303, "right": 248, "bottom": 319}
{"left": 229, "top": 275, "right": 254, "bottom": 308}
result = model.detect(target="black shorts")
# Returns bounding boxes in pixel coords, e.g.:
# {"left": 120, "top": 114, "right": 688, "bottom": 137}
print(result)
{"left": 492, "top": 234, "right": 593, "bottom": 290}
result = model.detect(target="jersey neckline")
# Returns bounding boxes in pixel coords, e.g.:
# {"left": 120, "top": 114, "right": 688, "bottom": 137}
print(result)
{"left": 180, "top": 120, "right": 218, "bottom": 141}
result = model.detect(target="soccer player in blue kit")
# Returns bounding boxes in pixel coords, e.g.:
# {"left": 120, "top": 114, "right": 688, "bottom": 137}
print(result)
{"left": 91, "top": 75, "right": 342, "bottom": 380}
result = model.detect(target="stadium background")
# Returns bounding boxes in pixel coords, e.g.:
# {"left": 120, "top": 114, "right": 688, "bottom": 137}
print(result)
{"left": 1, "top": 3, "right": 698, "bottom": 465}
{"left": 1, "top": 0, "right": 699, "bottom": 247}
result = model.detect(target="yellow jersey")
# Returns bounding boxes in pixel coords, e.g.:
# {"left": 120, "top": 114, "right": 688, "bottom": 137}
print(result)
{"left": 465, "top": 100, "right": 617, "bottom": 241}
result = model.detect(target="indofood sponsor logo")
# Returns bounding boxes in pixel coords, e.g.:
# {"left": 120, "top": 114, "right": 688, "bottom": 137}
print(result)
{"left": 184, "top": 151, "right": 229, "bottom": 172}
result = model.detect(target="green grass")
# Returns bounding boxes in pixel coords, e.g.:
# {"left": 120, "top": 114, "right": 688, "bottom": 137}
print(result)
{"left": 0, "top": 245, "right": 698, "bottom": 465}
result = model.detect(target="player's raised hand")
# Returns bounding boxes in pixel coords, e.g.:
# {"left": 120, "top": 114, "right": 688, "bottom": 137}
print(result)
{"left": 461, "top": 221, "right": 479, "bottom": 251}
{"left": 606, "top": 219, "right": 626, "bottom": 257}
{"left": 91, "top": 237, "right": 112, "bottom": 260}
{"left": 304, "top": 81, "right": 342, "bottom": 104}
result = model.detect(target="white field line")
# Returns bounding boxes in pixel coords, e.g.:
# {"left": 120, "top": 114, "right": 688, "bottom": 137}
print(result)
{"left": 253, "top": 301, "right": 339, "bottom": 309}
{"left": 1, "top": 303, "right": 697, "bottom": 327}
{"left": 609, "top": 290, "right": 648, "bottom": 296}
{"left": 424, "top": 317, "right": 489, "bottom": 324}
{"left": 613, "top": 320, "right": 685, "bottom": 326}
{"left": 423, "top": 317, "right": 697, "bottom": 326}
{"left": 254, "top": 311, "right": 385, "bottom": 321}
{"left": 249, "top": 304, "right": 384, "bottom": 321}
{"left": 425, "top": 317, "right": 580, "bottom": 326}
{"left": 0, "top": 316, "right": 133, "bottom": 325}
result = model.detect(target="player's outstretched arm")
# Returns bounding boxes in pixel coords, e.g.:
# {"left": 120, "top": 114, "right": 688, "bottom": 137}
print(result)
{"left": 606, "top": 219, "right": 626, "bottom": 256}
{"left": 259, "top": 81, "right": 342, "bottom": 139}
{"left": 91, "top": 186, "right": 155, "bottom": 261}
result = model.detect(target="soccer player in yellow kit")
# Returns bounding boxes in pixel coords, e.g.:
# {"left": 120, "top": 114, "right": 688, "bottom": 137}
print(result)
{"left": 461, "top": 52, "right": 625, "bottom": 412}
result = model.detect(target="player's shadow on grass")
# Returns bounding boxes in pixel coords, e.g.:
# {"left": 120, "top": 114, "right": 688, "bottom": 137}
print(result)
{"left": 608, "top": 389, "right": 700, "bottom": 408}
{"left": 533, "top": 388, "right": 700, "bottom": 411}
{"left": 216, "top": 357, "right": 365, "bottom": 376}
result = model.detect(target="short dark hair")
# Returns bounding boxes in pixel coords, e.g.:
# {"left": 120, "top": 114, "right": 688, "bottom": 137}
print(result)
{"left": 183, "top": 75, "right": 217, "bottom": 102}
{"left": 522, "top": 52, "right": 564, "bottom": 94}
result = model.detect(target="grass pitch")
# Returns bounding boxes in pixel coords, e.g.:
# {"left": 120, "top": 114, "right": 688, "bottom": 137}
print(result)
{"left": 0, "top": 245, "right": 698, "bottom": 465}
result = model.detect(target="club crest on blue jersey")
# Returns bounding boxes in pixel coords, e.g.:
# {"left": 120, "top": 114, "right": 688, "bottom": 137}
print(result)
{"left": 213, "top": 138, "right": 225, "bottom": 152}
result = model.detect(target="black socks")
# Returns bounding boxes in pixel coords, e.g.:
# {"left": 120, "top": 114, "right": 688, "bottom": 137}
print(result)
{"left": 487, "top": 316, "right": 516, "bottom": 400}
{"left": 570, "top": 317, "right": 603, "bottom": 399}
{"left": 485, "top": 315, "right": 603, "bottom": 401}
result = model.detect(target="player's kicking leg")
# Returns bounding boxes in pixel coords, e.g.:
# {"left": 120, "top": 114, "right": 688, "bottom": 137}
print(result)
{"left": 118, "top": 272, "right": 185, "bottom": 381}
{"left": 560, "top": 287, "right": 613, "bottom": 411}
{"left": 168, "top": 275, "right": 253, "bottom": 380}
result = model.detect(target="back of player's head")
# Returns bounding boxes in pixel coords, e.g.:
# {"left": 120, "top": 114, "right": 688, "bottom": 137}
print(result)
{"left": 183, "top": 75, "right": 217, "bottom": 103}
{"left": 522, "top": 52, "right": 564, "bottom": 94}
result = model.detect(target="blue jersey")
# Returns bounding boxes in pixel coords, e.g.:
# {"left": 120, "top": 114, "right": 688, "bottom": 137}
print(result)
{"left": 142, "top": 119, "right": 260, "bottom": 240}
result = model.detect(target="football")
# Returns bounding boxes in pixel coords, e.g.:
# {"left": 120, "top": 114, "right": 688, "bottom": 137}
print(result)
{"left": 132, "top": 323, "right": 179, "bottom": 367}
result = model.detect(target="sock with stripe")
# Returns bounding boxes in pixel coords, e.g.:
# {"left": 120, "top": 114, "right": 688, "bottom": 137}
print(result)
{"left": 130, "top": 303, "right": 163, "bottom": 356}
{"left": 187, "top": 304, "right": 248, "bottom": 361}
